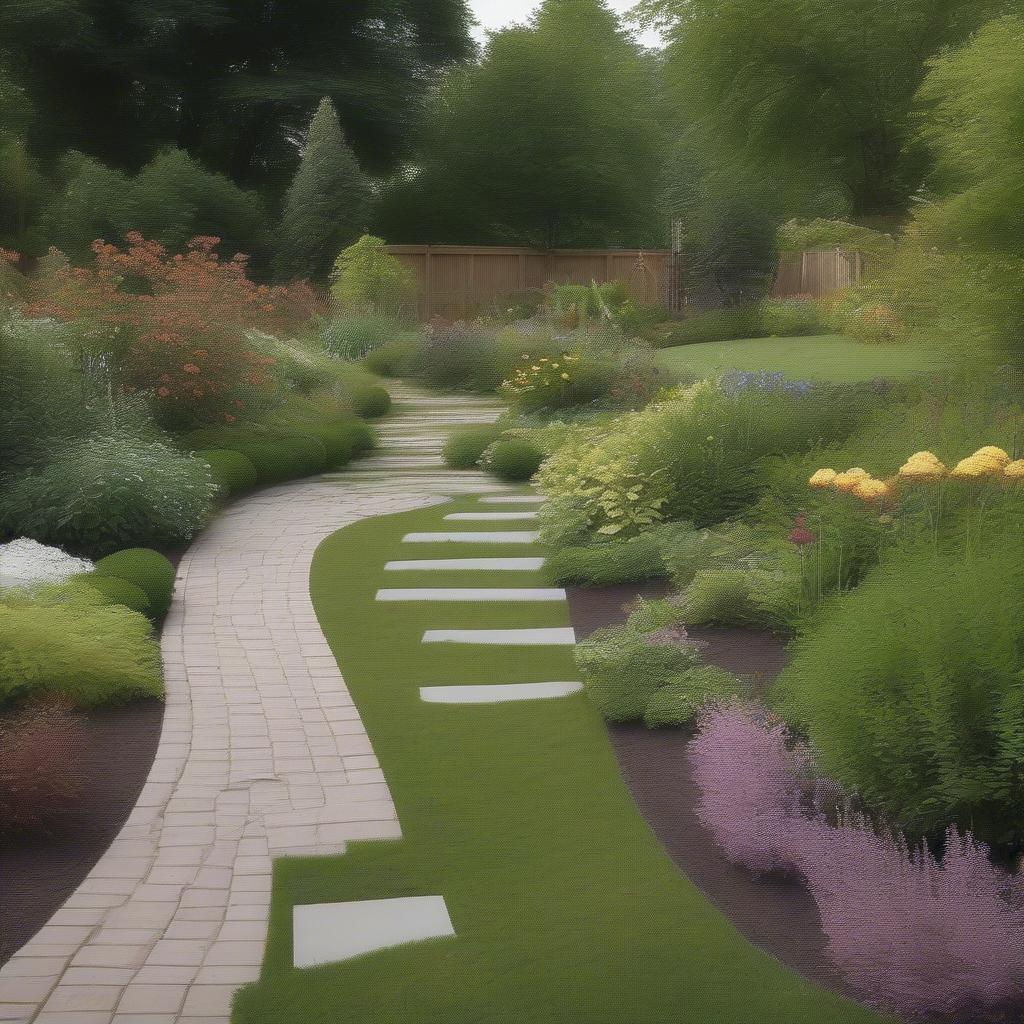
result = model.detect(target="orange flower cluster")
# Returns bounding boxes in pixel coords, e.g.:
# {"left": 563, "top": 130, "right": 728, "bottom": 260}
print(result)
{"left": 26, "top": 234, "right": 318, "bottom": 425}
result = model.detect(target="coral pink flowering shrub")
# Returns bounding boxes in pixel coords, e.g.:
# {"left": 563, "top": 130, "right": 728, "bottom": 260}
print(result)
{"left": 689, "top": 704, "right": 1024, "bottom": 1018}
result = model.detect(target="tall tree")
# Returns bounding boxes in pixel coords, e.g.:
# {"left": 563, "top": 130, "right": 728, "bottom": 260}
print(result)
{"left": 640, "top": 0, "right": 1007, "bottom": 221}
{"left": 0, "top": 0, "right": 473, "bottom": 194}
{"left": 379, "top": 0, "right": 665, "bottom": 248}
{"left": 275, "top": 98, "right": 369, "bottom": 282}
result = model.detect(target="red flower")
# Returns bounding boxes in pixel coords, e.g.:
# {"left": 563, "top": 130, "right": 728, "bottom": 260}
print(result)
{"left": 788, "top": 514, "right": 817, "bottom": 548}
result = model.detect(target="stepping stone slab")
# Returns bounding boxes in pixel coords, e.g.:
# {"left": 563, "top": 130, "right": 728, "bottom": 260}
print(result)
{"left": 422, "top": 628, "right": 576, "bottom": 646}
{"left": 479, "top": 496, "right": 546, "bottom": 504}
{"left": 376, "top": 588, "right": 565, "bottom": 602}
{"left": 420, "top": 682, "right": 584, "bottom": 704}
{"left": 384, "top": 558, "right": 546, "bottom": 571}
{"left": 293, "top": 897, "right": 455, "bottom": 969}
{"left": 444, "top": 512, "right": 538, "bottom": 521}
{"left": 402, "top": 532, "right": 540, "bottom": 544}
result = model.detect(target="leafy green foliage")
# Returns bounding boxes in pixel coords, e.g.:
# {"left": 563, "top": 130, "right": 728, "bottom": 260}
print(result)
{"left": 774, "top": 533, "right": 1024, "bottom": 849}
{"left": 487, "top": 440, "right": 544, "bottom": 482}
{"left": 658, "top": 306, "right": 763, "bottom": 348}
{"left": 777, "top": 219, "right": 895, "bottom": 259}
{"left": 544, "top": 532, "right": 669, "bottom": 587}
{"left": 643, "top": 665, "right": 748, "bottom": 728}
{"left": 443, "top": 425, "right": 503, "bottom": 469}
{"left": 67, "top": 573, "right": 153, "bottom": 616}
{"left": 0, "top": 588, "right": 163, "bottom": 707}
{"left": 331, "top": 235, "right": 417, "bottom": 316}
{"left": 378, "top": 0, "right": 664, "bottom": 248}
{"left": 94, "top": 548, "right": 176, "bottom": 619}
{"left": 198, "top": 448, "right": 259, "bottom": 496}
{"left": 322, "top": 314, "right": 400, "bottom": 360}
{"left": 0, "top": 435, "right": 217, "bottom": 558}
{"left": 276, "top": 98, "right": 369, "bottom": 282}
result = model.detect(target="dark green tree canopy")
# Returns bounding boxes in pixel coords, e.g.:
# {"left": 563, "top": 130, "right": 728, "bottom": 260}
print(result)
{"left": 0, "top": 0, "right": 473, "bottom": 193}
{"left": 379, "top": 0, "right": 665, "bottom": 249}
{"left": 275, "top": 97, "right": 370, "bottom": 282}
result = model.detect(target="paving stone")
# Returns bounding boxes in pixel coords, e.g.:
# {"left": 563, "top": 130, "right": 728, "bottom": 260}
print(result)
{"left": 423, "top": 627, "right": 577, "bottom": 646}
{"left": 420, "top": 682, "right": 584, "bottom": 704}
{"left": 384, "top": 557, "right": 546, "bottom": 571}
{"left": 376, "top": 588, "right": 565, "bottom": 602}
{"left": 402, "top": 531, "right": 540, "bottom": 544}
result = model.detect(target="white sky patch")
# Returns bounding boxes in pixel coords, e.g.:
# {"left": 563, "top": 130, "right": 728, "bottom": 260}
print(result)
{"left": 468, "top": 0, "right": 664, "bottom": 48}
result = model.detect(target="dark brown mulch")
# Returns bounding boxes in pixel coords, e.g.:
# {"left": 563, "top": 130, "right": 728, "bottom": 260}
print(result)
{"left": 0, "top": 699, "right": 163, "bottom": 965}
{"left": 567, "top": 584, "right": 855, "bottom": 998}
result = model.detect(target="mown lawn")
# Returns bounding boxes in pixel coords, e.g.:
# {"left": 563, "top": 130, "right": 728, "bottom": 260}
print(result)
{"left": 232, "top": 497, "right": 889, "bottom": 1024}
{"left": 657, "top": 333, "right": 946, "bottom": 383}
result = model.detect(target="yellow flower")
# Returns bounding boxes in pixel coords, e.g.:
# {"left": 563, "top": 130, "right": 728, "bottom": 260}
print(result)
{"left": 973, "top": 446, "right": 1010, "bottom": 466}
{"left": 905, "top": 451, "right": 942, "bottom": 466}
{"left": 1003, "top": 459, "right": 1024, "bottom": 480}
{"left": 833, "top": 468, "right": 871, "bottom": 492}
{"left": 950, "top": 455, "right": 1001, "bottom": 480}
{"left": 561, "top": 373, "right": 570, "bottom": 380}
{"left": 898, "top": 458, "right": 946, "bottom": 481}
{"left": 852, "top": 477, "right": 890, "bottom": 502}
{"left": 809, "top": 468, "right": 837, "bottom": 489}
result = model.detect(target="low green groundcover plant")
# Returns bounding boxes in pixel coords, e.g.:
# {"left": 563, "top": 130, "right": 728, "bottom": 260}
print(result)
{"left": 544, "top": 532, "right": 669, "bottom": 586}
{"left": 94, "top": 548, "right": 176, "bottom": 619}
{"left": 487, "top": 439, "right": 544, "bottom": 481}
{"left": 443, "top": 425, "right": 503, "bottom": 469}
{"left": 0, "top": 589, "right": 163, "bottom": 707}
{"left": 198, "top": 448, "right": 259, "bottom": 496}
{"left": 232, "top": 498, "right": 881, "bottom": 1024}
{"left": 66, "top": 573, "right": 153, "bottom": 616}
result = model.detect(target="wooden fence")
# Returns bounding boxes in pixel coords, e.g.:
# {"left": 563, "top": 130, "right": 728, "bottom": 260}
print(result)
{"left": 386, "top": 244, "right": 673, "bottom": 320}
{"left": 772, "top": 248, "right": 864, "bottom": 299}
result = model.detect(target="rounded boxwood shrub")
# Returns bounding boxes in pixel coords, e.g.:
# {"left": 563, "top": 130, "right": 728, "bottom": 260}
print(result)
{"left": 197, "top": 448, "right": 258, "bottom": 496}
{"left": 67, "top": 574, "right": 153, "bottom": 616}
{"left": 94, "top": 548, "right": 176, "bottom": 619}
{"left": 488, "top": 439, "right": 544, "bottom": 482}
{"left": 444, "top": 425, "right": 502, "bottom": 469}
{"left": 349, "top": 383, "right": 392, "bottom": 419}
{"left": 362, "top": 337, "right": 419, "bottom": 377}
{"left": 224, "top": 435, "right": 329, "bottom": 485}
{"left": 337, "top": 420, "right": 375, "bottom": 457}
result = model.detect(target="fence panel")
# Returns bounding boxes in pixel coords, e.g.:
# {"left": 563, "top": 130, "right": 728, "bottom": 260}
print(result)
{"left": 386, "top": 245, "right": 672, "bottom": 320}
{"left": 772, "top": 249, "right": 864, "bottom": 298}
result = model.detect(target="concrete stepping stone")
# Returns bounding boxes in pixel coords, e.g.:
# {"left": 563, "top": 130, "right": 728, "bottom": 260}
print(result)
{"left": 293, "top": 896, "right": 455, "bottom": 969}
{"left": 384, "top": 558, "right": 546, "bottom": 571}
{"left": 420, "top": 682, "right": 583, "bottom": 704}
{"left": 422, "top": 628, "right": 576, "bottom": 646}
{"left": 444, "top": 512, "right": 538, "bottom": 521}
{"left": 376, "top": 588, "right": 565, "bottom": 602}
{"left": 479, "top": 496, "right": 546, "bottom": 504}
{"left": 402, "top": 531, "right": 540, "bottom": 544}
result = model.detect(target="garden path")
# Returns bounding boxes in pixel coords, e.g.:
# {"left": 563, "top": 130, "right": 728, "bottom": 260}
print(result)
{"left": 0, "top": 384, "right": 509, "bottom": 1024}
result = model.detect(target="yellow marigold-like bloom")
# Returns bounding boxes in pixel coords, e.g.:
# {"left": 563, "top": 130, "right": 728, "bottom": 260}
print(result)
{"left": 950, "top": 455, "right": 1001, "bottom": 480}
{"left": 898, "top": 459, "right": 946, "bottom": 481}
{"left": 1003, "top": 459, "right": 1024, "bottom": 480}
{"left": 832, "top": 468, "right": 871, "bottom": 492}
{"left": 906, "top": 451, "right": 942, "bottom": 466}
{"left": 852, "top": 477, "right": 890, "bottom": 502}
{"left": 973, "top": 446, "right": 1010, "bottom": 466}
{"left": 809, "top": 468, "right": 837, "bottom": 489}
{"left": 561, "top": 372, "right": 570, "bottom": 380}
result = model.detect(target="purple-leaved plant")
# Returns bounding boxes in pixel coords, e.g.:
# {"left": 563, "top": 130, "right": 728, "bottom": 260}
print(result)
{"left": 688, "top": 704, "right": 1024, "bottom": 1019}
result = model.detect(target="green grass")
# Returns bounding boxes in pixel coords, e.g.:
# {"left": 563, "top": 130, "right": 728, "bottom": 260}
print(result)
{"left": 232, "top": 498, "right": 888, "bottom": 1024}
{"left": 657, "top": 333, "right": 945, "bottom": 383}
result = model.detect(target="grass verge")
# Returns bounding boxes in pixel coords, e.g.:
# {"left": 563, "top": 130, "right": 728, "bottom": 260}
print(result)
{"left": 232, "top": 497, "right": 888, "bottom": 1024}
{"left": 657, "top": 333, "right": 945, "bottom": 383}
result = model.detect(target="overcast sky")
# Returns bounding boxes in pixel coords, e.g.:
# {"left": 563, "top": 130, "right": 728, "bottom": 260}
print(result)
{"left": 468, "top": 0, "right": 663, "bottom": 48}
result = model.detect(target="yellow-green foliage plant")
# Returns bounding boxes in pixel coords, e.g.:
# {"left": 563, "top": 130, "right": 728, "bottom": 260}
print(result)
{"left": 0, "top": 588, "right": 163, "bottom": 707}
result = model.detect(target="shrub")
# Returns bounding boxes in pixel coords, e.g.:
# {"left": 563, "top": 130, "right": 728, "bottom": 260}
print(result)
{"left": 544, "top": 532, "right": 669, "bottom": 587}
{"left": 487, "top": 439, "right": 544, "bottom": 482}
{"left": 185, "top": 428, "right": 330, "bottom": 485}
{"left": 443, "top": 425, "right": 503, "bottom": 469}
{"left": 198, "top": 448, "right": 259, "bottom": 495}
{"left": 684, "top": 563, "right": 802, "bottom": 631}
{"left": 362, "top": 336, "right": 421, "bottom": 377}
{"left": 94, "top": 548, "right": 176, "bottom": 619}
{"left": 759, "top": 298, "right": 827, "bottom": 337}
{"left": 331, "top": 234, "right": 418, "bottom": 316}
{"left": 0, "top": 699, "right": 84, "bottom": 834}
{"left": 334, "top": 420, "right": 375, "bottom": 457}
{"left": 575, "top": 603, "right": 703, "bottom": 722}
{"left": 643, "top": 666, "right": 749, "bottom": 728}
{"left": 322, "top": 313, "right": 399, "bottom": 359}
{"left": 348, "top": 383, "right": 392, "bottom": 418}
{"left": 411, "top": 324, "right": 497, "bottom": 390}
{"left": 67, "top": 573, "right": 152, "bottom": 615}
{"left": 0, "top": 589, "right": 163, "bottom": 707}
{"left": 0, "top": 434, "right": 217, "bottom": 558}
{"left": 689, "top": 704, "right": 1024, "bottom": 1020}
{"left": 657, "top": 305, "right": 762, "bottom": 348}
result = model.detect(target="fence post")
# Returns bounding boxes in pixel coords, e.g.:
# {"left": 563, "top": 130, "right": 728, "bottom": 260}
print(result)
{"left": 424, "top": 247, "right": 433, "bottom": 320}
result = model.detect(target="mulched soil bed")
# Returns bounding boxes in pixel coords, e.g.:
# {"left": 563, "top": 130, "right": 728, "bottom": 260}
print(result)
{"left": 567, "top": 584, "right": 855, "bottom": 997}
{"left": 0, "top": 699, "right": 163, "bottom": 965}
